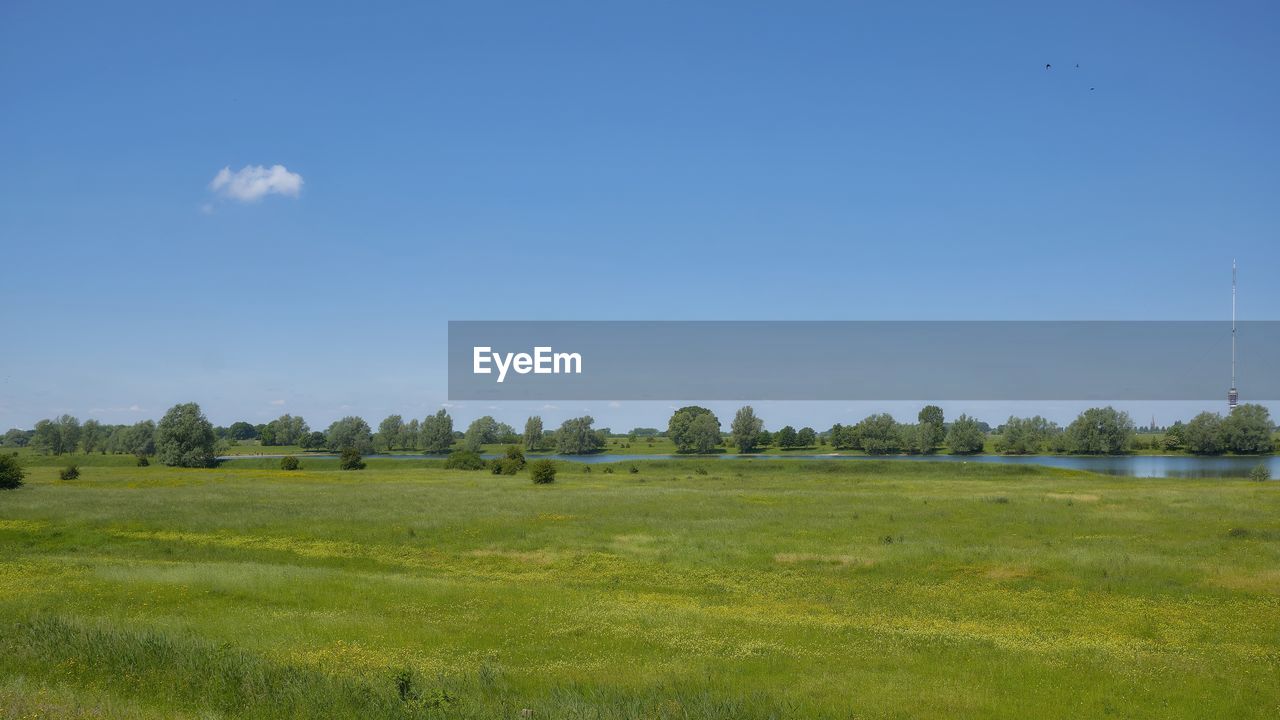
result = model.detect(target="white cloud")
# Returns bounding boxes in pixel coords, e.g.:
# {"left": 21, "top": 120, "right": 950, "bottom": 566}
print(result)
{"left": 608, "top": 401, "right": 622, "bottom": 408}
{"left": 269, "top": 399, "right": 286, "bottom": 406}
{"left": 209, "top": 164, "right": 303, "bottom": 202}
{"left": 87, "top": 404, "right": 145, "bottom": 414}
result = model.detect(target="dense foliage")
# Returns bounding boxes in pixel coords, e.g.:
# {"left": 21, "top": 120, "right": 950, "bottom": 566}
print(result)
{"left": 338, "top": 448, "right": 365, "bottom": 471}
{"left": 730, "top": 406, "right": 764, "bottom": 453}
{"left": 155, "top": 403, "right": 217, "bottom": 468}
{"left": 668, "top": 406, "right": 722, "bottom": 454}
{"left": 554, "top": 416, "right": 605, "bottom": 455}
{"left": 0, "top": 453, "right": 24, "bottom": 489}
{"left": 444, "top": 450, "right": 485, "bottom": 470}
{"left": 529, "top": 459, "right": 556, "bottom": 483}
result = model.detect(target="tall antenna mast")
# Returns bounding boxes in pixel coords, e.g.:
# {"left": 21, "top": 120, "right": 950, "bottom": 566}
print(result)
{"left": 1229, "top": 260, "right": 1239, "bottom": 410}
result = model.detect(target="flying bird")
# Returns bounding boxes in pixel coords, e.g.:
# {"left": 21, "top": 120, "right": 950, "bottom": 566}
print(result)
{"left": 1045, "top": 63, "right": 1052, "bottom": 70}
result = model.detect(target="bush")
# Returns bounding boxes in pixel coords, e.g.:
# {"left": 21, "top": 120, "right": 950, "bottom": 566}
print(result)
{"left": 444, "top": 450, "right": 485, "bottom": 470}
{"left": 529, "top": 460, "right": 556, "bottom": 484}
{"left": 339, "top": 448, "right": 366, "bottom": 471}
{"left": 135, "top": 454, "right": 150, "bottom": 467}
{"left": 280, "top": 455, "right": 300, "bottom": 471}
{"left": 0, "top": 453, "right": 24, "bottom": 489}
{"left": 628, "top": 464, "right": 639, "bottom": 474}
{"left": 489, "top": 458, "right": 520, "bottom": 475}
{"left": 59, "top": 464, "right": 80, "bottom": 481}
{"left": 1249, "top": 464, "right": 1271, "bottom": 482}
{"left": 503, "top": 445, "right": 526, "bottom": 470}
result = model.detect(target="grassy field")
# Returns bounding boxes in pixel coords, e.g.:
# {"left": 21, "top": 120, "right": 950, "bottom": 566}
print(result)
{"left": 1, "top": 456, "right": 1278, "bottom": 719}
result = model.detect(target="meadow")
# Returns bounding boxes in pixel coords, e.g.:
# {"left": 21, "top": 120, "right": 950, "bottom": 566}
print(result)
{"left": 1, "top": 455, "right": 1277, "bottom": 718}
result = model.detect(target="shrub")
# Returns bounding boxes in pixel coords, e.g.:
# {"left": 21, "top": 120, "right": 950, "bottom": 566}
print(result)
{"left": 444, "top": 450, "right": 485, "bottom": 470}
{"left": 628, "top": 464, "right": 639, "bottom": 474}
{"left": 602, "top": 466, "right": 614, "bottom": 474}
{"left": 503, "top": 445, "right": 526, "bottom": 470}
{"left": 489, "top": 458, "right": 520, "bottom": 475}
{"left": 0, "top": 453, "right": 24, "bottom": 489}
{"left": 339, "top": 448, "right": 366, "bottom": 471}
{"left": 582, "top": 465, "right": 592, "bottom": 474}
{"left": 1249, "top": 464, "right": 1271, "bottom": 482}
{"left": 529, "top": 460, "right": 556, "bottom": 484}
{"left": 280, "top": 455, "right": 300, "bottom": 471}
{"left": 135, "top": 454, "right": 150, "bottom": 467}
{"left": 59, "top": 464, "right": 80, "bottom": 481}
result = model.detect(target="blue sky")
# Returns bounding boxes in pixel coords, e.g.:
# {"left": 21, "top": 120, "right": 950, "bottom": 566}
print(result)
{"left": 2, "top": 1, "right": 1277, "bottom": 432}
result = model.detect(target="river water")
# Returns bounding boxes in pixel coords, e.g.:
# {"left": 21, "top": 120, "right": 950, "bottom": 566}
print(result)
{"left": 226, "top": 452, "right": 1279, "bottom": 478}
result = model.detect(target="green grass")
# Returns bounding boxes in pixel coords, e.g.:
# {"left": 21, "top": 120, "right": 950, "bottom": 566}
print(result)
{"left": 1, "top": 457, "right": 1278, "bottom": 718}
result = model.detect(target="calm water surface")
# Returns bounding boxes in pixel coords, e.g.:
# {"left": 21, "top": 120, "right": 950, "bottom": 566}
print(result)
{"left": 228, "top": 452, "right": 1279, "bottom": 479}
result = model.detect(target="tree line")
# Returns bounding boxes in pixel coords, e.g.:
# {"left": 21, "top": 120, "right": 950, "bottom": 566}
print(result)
{"left": 4, "top": 402, "right": 1275, "bottom": 462}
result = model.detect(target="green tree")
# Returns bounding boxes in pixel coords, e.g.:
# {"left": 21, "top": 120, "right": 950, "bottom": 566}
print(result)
{"left": 994, "top": 416, "right": 1057, "bottom": 454}
{"left": 1064, "top": 407, "right": 1134, "bottom": 455}
{"left": 1163, "top": 421, "right": 1186, "bottom": 451}
{"left": 828, "top": 423, "right": 857, "bottom": 450}
{"left": 420, "top": 410, "right": 454, "bottom": 454}
{"left": 493, "top": 422, "right": 519, "bottom": 444}
{"left": 775, "top": 425, "right": 799, "bottom": 449}
{"left": 2, "top": 429, "right": 31, "bottom": 448}
{"left": 1184, "top": 412, "right": 1226, "bottom": 455}
{"left": 264, "top": 414, "right": 309, "bottom": 446}
{"left": 401, "top": 419, "right": 420, "bottom": 450}
{"left": 1223, "top": 404, "right": 1274, "bottom": 454}
{"left": 729, "top": 406, "right": 763, "bottom": 453}
{"left": 463, "top": 416, "right": 501, "bottom": 452}
{"left": 855, "top": 414, "right": 900, "bottom": 455}
{"left": 523, "top": 416, "right": 544, "bottom": 450}
{"left": 155, "top": 402, "right": 217, "bottom": 468}
{"left": 257, "top": 424, "right": 277, "bottom": 446}
{"left": 916, "top": 405, "right": 945, "bottom": 454}
{"left": 684, "top": 413, "right": 722, "bottom": 453}
{"left": 946, "top": 414, "right": 986, "bottom": 454}
{"left": 797, "top": 427, "right": 817, "bottom": 448}
{"left": 668, "top": 406, "right": 720, "bottom": 453}
{"left": 0, "top": 453, "right": 24, "bottom": 489}
{"left": 31, "top": 415, "right": 80, "bottom": 455}
{"left": 227, "top": 421, "right": 258, "bottom": 441}
{"left": 80, "top": 419, "right": 104, "bottom": 454}
{"left": 120, "top": 420, "right": 156, "bottom": 456}
{"left": 555, "top": 416, "right": 604, "bottom": 455}
{"left": 377, "top": 414, "right": 405, "bottom": 451}
{"left": 57, "top": 415, "right": 81, "bottom": 455}
{"left": 301, "top": 431, "right": 328, "bottom": 450}
{"left": 325, "top": 416, "right": 374, "bottom": 454}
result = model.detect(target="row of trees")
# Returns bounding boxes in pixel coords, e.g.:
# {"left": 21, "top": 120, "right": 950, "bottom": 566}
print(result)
{"left": 7, "top": 403, "right": 222, "bottom": 468}
{"left": 8, "top": 404, "right": 1275, "bottom": 459}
